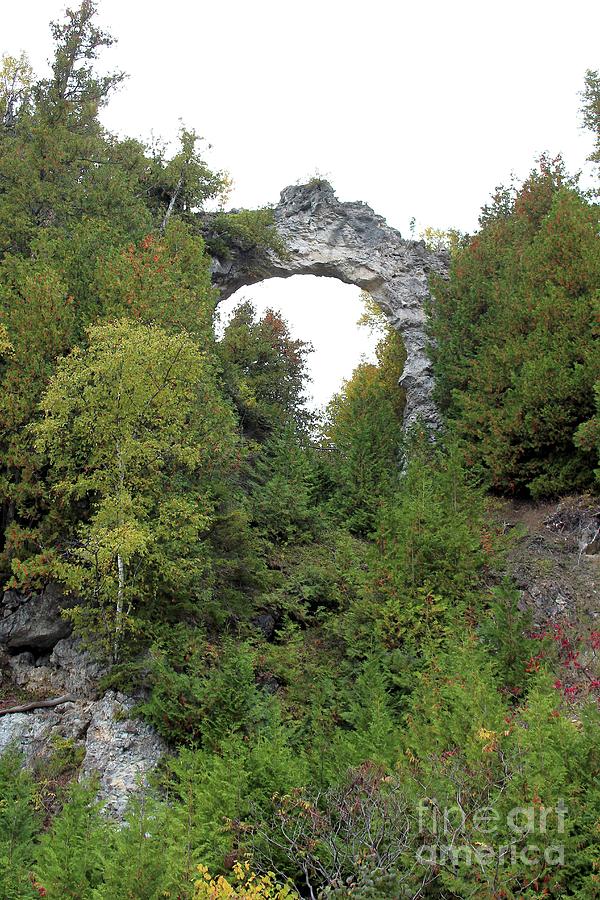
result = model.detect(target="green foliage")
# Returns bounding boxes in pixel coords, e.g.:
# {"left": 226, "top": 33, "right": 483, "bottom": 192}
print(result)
{"left": 402, "top": 635, "right": 508, "bottom": 779}
{"left": 322, "top": 327, "right": 406, "bottom": 535}
{"left": 479, "top": 577, "right": 535, "bottom": 694}
{"left": 219, "top": 300, "right": 313, "bottom": 436}
{"left": 43, "top": 734, "right": 86, "bottom": 780}
{"left": 0, "top": 257, "right": 76, "bottom": 569}
{"left": 264, "top": 529, "right": 366, "bottom": 629}
{"left": 159, "top": 728, "right": 307, "bottom": 890}
{"left": 574, "top": 373, "right": 600, "bottom": 485}
{"left": 332, "top": 657, "right": 402, "bottom": 771}
{"left": 92, "top": 795, "right": 168, "bottom": 900}
{"left": 36, "top": 318, "right": 238, "bottom": 656}
{"left": 156, "top": 127, "right": 229, "bottom": 230}
{"left": 429, "top": 158, "right": 600, "bottom": 496}
{"left": 0, "top": 750, "right": 40, "bottom": 899}
{"left": 207, "top": 208, "right": 286, "bottom": 260}
{"left": 0, "top": 53, "right": 33, "bottom": 129}
{"left": 0, "top": 1, "right": 148, "bottom": 257}
{"left": 0, "top": 0, "right": 228, "bottom": 587}
{"left": 140, "top": 628, "right": 266, "bottom": 747}
{"left": 93, "top": 223, "right": 217, "bottom": 341}
{"left": 35, "top": 780, "right": 109, "bottom": 899}
{"left": 366, "top": 434, "right": 490, "bottom": 651}
{"left": 249, "top": 428, "right": 323, "bottom": 545}
{"left": 581, "top": 68, "right": 600, "bottom": 168}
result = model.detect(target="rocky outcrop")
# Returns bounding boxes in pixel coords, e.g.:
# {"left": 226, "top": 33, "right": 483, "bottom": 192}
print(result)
{"left": 0, "top": 586, "right": 167, "bottom": 818}
{"left": 210, "top": 181, "right": 449, "bottom": 430}
{"left": 0, "top": 681, "right": 167, "bottom": 818}
{"left": 502, "top": 496, "right": 600, "bottom": 623}
{"left": 5, "top": 635, "right": 105, "bottom": 697}
{"left": 80, "top": 691, "right": 166, "bottom": 817}
{"left": 545, "top": 496, "right": 600, "bottom": 557}
{"left": 0, "top": 584, "right": 74, "bottom": 651}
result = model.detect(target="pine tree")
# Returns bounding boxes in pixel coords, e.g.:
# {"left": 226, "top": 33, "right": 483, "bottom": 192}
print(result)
{"left": 35, "top": 781, "right": 109, "bottom": 899}
{"left": 93, "top": 794, "right": 167, "bottom": 900}
{"left": 429, "top": 157, "right": 600, "bottom": 496}
{"left": 0, "top": 750, "right": 41, "bottom": 900}
{"left": 219, "top": 301, "right": 313, "bottom": 438}
{"left": 322, "top": 328, "right": 405, "bottom": 536}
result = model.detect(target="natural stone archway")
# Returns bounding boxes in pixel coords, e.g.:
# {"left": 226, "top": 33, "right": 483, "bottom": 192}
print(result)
{"left": 209, "top": 181, "right": 449, "bottom": 430}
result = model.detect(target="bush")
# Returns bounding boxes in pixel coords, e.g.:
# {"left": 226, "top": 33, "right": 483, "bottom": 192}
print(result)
{"left": 158, "top": 726, "right": 307, "bottom": 889}
{"left": 351, "top": 433, "right": 492, "bottom": 658}
{"left": 35, "top": 781, "right": 109, "bottom": 899}
{"left": 140, "top": 629, "right": 266, "bottom": 748}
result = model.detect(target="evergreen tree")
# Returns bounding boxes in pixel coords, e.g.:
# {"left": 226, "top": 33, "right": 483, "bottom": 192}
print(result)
{"left": 93, "top": 794, "right": 167, "bottom": 900}
{"left": 35, "top": 781, "right": 109, "bottom": 900}
{"left": 369, "top": 434, "right": 488, "bottom": 651}
{"left": 0, "top": 750, "right": 40, "bottom": 900}
{"left": 0, "top": 3, "right": 227, "bottom": 580}
{"left": 581, "top": 68, "right": 600, "bottom": 169}
{"left": 322, "top": 327, "right": 405, "bottom": 535}
{"left": 429, "top": 157, "right": 600, "bottom": 496}
{"left": 219, "top": 301, "right": 313, "bottom": 438}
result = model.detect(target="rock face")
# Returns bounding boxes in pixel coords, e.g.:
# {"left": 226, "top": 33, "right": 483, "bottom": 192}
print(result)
{"left": 210, "top": 181, "right": 449, "bottom": 430}
{"left": 0, "top": 585, "right": 167, "bottom": 818}
{"left": 545, "top": 496, "right": 600, "bottom": 557}
{"left": 6, "top": 635, "right": 105, "bottom": 697}
{"left": 0, "top": 584, "right": 73, "bottom": 651}
{"left": 79, "top": 691, "right": 167, "bottom": 818}
{"left": 0, "top": 682, "right": 167, "bottom": 818}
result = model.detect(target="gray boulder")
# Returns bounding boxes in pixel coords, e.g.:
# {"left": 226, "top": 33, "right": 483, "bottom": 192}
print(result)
{"left": 0, "top": 584, "right": 74, "bottom": 651}
{"left": 0, "top": 633, "right": 166, "bottom": 818}
{"left": 7, "top": 636, "right": 105, "bottom": 698}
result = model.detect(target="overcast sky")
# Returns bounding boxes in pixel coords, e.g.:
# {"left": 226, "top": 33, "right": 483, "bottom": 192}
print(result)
{"left": 2, "top": 0, "right": 598, "bottom": 407}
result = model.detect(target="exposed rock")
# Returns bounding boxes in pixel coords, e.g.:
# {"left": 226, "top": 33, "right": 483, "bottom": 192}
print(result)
{"left": 80, "top": 691, "right": 167, "bottom": 818}
{"left": 253, "top": 611, "right": 276, "bottom": 640}
{"left": 0, "top": 690, "right": 166, "bottom": 817}
{"left": 0, "top": 632, "right": 167, "bottom": 818}
{"left": 210, "top": 181, "right": 449, "bottom": 430}
{"left": 500, "top": 498, "right": 599, "bottom": 623}
{"left": 0, "top": 584, "right": 74, "bottom": 651}
{"left": 6, "top": 636, "right": 104, "bottom": 698}
{"left": 545, "top": 496, "right": 600, "bottom": 557}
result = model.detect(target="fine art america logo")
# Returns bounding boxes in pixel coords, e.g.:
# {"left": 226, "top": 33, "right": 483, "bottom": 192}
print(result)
{"left": 416, "top": 798, "right": 567, "bottom": 868}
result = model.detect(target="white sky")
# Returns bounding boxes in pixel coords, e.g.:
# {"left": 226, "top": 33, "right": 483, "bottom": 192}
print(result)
{"left": 2, "top": 0, "right": 599, "bottom": 408}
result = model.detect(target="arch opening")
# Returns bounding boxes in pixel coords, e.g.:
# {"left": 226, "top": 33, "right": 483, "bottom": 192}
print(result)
{"left": 217, "top": 276, "right": 386, "bottom": 410}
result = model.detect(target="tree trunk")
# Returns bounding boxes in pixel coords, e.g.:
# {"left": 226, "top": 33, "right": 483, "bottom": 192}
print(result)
{"left": 114, "top": 442, "right": 126, "bottom": 661}
{"left": 160, "top": 171, "right": 184, "bottom": 234}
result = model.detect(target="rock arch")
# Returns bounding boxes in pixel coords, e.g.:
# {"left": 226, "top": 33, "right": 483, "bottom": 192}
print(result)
{"left": 209, "top": 181, "right": 449, "bottom": 429}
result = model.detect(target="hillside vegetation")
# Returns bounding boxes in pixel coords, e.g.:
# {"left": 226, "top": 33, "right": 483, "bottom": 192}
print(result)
{"left": 0, "top": 4, "right": 598, "bottom": 898}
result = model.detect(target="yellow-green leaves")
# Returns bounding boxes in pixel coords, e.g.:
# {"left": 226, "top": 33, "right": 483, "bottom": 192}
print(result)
{"left": 36, "top": 318, "right": 239, "bottom": 657}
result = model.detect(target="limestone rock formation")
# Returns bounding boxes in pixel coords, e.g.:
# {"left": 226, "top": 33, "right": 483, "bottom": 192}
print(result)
{"left": 0, "top": 682, "right": 167, "bottom": 818}
{"left": 80, "top": 691, "right": 167, "bottom": 818}
{"left": 0, "top": 586, "right": 167, "bottom": 818}
{"left": 210, "top": 181, "right": 449, "bottom": 429}
{"left": 0, "top": 584, "right": 74, "bottom": 651}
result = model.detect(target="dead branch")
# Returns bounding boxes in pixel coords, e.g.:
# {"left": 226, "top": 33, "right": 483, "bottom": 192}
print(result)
{"left": 0, "top": 694, "right": 76, "bottom": 716}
